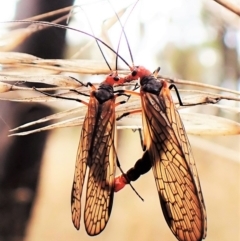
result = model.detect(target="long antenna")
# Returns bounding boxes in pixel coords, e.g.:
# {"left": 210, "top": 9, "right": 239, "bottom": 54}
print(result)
{"left": 1, "top": 20, "right": 131, "bottom": 69}
{"left": 78, "top": 6, "right": 112, "bottom": 71}
{"left": 108, "top": 0, "right": 139, "bottom": 69}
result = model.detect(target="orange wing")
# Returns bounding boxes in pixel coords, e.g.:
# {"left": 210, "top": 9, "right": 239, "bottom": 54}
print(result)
{"left": 141, "top": 81, "right": 207, "bottom": 241}
{"left": 71, "top": 94, "right": 116, "bottom": 235}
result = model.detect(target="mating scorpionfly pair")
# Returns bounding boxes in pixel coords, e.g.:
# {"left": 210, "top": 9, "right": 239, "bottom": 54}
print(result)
{"left": 3, "top": 2, "right": 207, "bottom": 241}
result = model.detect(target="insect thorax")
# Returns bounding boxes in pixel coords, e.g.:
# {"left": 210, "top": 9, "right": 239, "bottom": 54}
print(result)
{"left": 140, "top": 76, "right": 162, "bottom": 95}
{"left": 94, "top": 83, "right": 114, "bottom": 104}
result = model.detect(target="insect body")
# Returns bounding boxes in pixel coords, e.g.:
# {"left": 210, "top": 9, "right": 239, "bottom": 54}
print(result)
{"left": 8, "top": 18, "right": 141, "bottom": 236}
{"left": 115, "top": 66, "right": 207, "bottom": 241}
{"left": 71, "top": 73, "right": 130, "bottom": 235}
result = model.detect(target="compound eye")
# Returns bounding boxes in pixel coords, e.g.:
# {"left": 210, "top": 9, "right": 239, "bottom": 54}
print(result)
{"left": 132, "top": 70, "right": 137, "bottom": 76}
{"left": 113, "top": 76, "right": 119, "bottom": 81}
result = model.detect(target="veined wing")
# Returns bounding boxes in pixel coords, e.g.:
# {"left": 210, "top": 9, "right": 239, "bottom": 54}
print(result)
{"left": 141, "top": 84, "right": 207, "bottom": 241}
{"left": 84, "top": 97, "right": 116, "bottom": 235}
{"left": 71, "top": 95, "right": 98, "bottom": 230}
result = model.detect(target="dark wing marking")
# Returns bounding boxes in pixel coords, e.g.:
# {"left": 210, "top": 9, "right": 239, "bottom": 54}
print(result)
{"left": 71, "top": 95, "right": 98, "bottom": 230}
{"left": 84, "top": 98, "right": 116, "bottom": 235}
{"left": 141, "top": 84, "right": 207, "bottom": 241}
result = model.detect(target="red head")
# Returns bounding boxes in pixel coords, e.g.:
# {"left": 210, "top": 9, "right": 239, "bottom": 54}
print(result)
{"left": 124, "top": 66, "right": 152, "bottom": 82}
{"left": 102, "top": 72, "right": 125, "bottom": 86}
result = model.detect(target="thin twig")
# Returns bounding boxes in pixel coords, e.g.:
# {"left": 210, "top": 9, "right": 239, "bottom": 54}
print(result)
{"left": 213, "top": 0, "right": 240, "bottom": 16}
{"left": 4, "top": 6, "right": 73, "bottom": 28}
{"left": 161, "top": 76, "right": 240, "bottom": 95}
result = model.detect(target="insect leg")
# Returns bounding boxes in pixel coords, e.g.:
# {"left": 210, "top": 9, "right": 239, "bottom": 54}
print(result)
{"left": 111, "top": 94, "right": 143, "bottom": 201}
{"left": 114, "top": 95, "right": 131, "bottom": 107}
{"left": 169, "top": 84, "right": 184, "bottom": 106}
{"left": 115, "top": 154, "right": 144, "bottom": 201}
{"left": 169, "top": 83, "right": 221, "bottom": 106}
{"left": 116, "top": 109, "right": 142, "bottom": 121}
{"left": 116, "top": 89, "right": 141, "bottom": 97}
{"left": 33, "top": 87, "right": 89, "bottom": 106}
{"left": 153, "top": 67, "right": 161, "bottom": 77}
{"left": 33, "top": 72, "right": 100, "bottom": 102}
{"left": 69, "top": 76, "right": 96, "bottom": 89}
{"left": 137, "top": 128, "right": 145, "bottom": 151}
